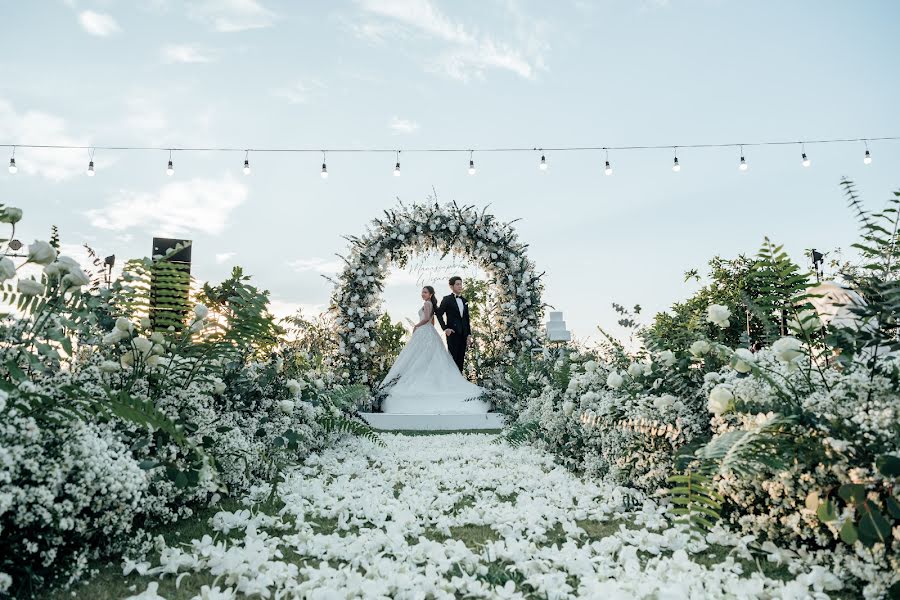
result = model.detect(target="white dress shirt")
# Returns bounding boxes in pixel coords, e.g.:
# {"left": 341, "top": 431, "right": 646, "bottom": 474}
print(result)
{"left": 455, "top": 295, "right": 465, "bottom": 317}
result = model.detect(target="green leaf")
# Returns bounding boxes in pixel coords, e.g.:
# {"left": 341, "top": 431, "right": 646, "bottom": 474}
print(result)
{"left": 857, "top": 500, "right": 891, "bottom": 547}
{"left": 885, "top": 496, "right": 900, "bottom": 520}
{"left": 875, "top": 454, "right": 900, "bottom": 477}
{"left": 839, "top": 519, "right": 858, "bottom": 545}
{"left": 817, "top": 499, "right": 837, "bottom": 522}
{"left": 173, "top": 470, "right": 189, "bottom": 489}
{"left": 838, "top": 483, "right": 866, "bottom": 504}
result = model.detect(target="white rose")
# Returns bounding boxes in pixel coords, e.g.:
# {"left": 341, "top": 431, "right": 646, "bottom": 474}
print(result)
{"left": 707, "top": 304, "right": 732, "bottom": 328}
{"left": 17, "top": 278, "right": 43, "bottom": 296}
{"left": 658, "top": 350, "right": 676, "bottom": 367}
{"left": 627, "top": 363, "right": 644, "bottom": 378}
{"left": 279, "top": 399, "right": 295, "bottom": 414}
{"left": 99, "top": 360, "right": 121, "bottom": 373}
{"left": 115, "top": 317, "right": 134, "bottom": 333}
{"left": 140, "top": 317, "right": 152, "bottom": 329}
{"left": 212, "top": 379, "right": 226, "bottom": 395}
{"left": 583, "top": 360, "right": 598, "bottom": 373}
{"left": 314, "top": 378, "right": 325, "bottom": 390}
{"left": 63, "top": 268, "right": 91, "bottom": 288}
{"left": 150, "top": 332, "right": 165, "bottom": 344}
{"left": 708, "top": 385, "right": 734, "bottom": 415}
{"left": 26, "top": 240, "right": 57, "bottom": 265}
{"left": 788, "top": 309, "right": 822, "bottom": 335}
{"left": 145, "top": 354, "right": 161, "bottom": 368}
{"left": 0, "top": 207, "right": 23, "bottom": 223}
{"left": 55, "top": 255, "right": 80, "bottom": 273}
{"left": 732, "top": 348, "right": 755, "bottom": 373}
{"left": 0, "top": 257, "right": 15, "bottom": 281}
{"left": 102, "top": 330, "right": 124, "bottom": 345}
{"left": 193, "top": 304, "right": 209, "bottom": 320}
{"left": 606, "top": 371, "right": 624, "bottom": 389}
{"left": 772, "top": 336, "right": 804, "bottom": 364}
{"left": 689, "top": 340, "right": 711, "bottom": 357}
{"left": 562, "top": 400, "right": 575, "bottom": 416}
{"left": 286, "top": 379, "right": 304, "bottom": 395}
{"left": 132, "top": 337, "right": 153, "bottom": 357}
{"left": 120, "top": 352, "right": 135, "bottom": 368}
{"left": 653, "top": 394, "right": 676, "bottom": 411}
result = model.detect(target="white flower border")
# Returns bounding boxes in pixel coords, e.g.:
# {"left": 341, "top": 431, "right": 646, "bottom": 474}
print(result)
{"left": 330, "top": 201, "right": 544, "bottom": 383}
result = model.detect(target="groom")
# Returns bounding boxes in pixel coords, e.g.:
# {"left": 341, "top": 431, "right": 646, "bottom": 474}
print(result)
{"left": 435, "top": 276, "right": 472, "bottom": 373}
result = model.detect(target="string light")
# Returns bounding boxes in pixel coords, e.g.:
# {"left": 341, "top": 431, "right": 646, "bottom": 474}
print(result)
{"left": 321, "top": 151, "right": 328, "bottom": 179}
{"left": 243, "top": 150, "right": 251, "bottom": 175}
{"left": 864, "top": 141, "right": 872, "bottom": 164}
{"left": 801, "top": 144, "right": 811, "bottom": 167}
{"left": 672, "top": 148, "right": 680, "bottom": 172}
{"left": 166, "top": 150, "right": 174, "bottom": 176}
{"left": 604, "top": 149, "right": 612, "bottom": 176}
{"left": 468, "top": 150, "right": 476, "bottom": 175}
{"left": 393, "top": 150, "right": 401, "bottom": 177}
{"left": 739, "top": 146, "right": 749, "bottom": 171}
{"left": 8, "top": 147, "right": 16, "bottom": 174}
{"left": 87, "top": 148, "right": 95, "bottom": 176}
{"left": 539, "top": 153, "right": 548, "bottom": 171}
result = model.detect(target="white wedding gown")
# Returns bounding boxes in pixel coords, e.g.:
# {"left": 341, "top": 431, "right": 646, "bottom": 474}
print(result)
{"left": 380, "top": 304, "right": 490, "bottom": 414}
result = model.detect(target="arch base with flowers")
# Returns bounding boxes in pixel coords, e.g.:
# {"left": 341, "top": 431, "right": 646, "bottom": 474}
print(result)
{"left": 330, "top": 200, "right": 545, "bottom": 385}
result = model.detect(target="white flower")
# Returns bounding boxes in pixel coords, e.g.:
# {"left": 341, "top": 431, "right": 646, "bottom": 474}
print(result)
{"left": 279, "top": 399, "right": 295, "bottom": 414}
{"left": 212, "top": 378, "right": 226, "bottom": 395}
{"left": 606, "top": 371, "right": 624, "bottom": 389}
{"left": 286, "top": 379, "right": 305, "bottom": 395}
{"left": 103, "top": 330, "right": 124, "bottom": 345}
{"left": 150, "top": 332, "right": 165, "bottom": 344}
{"left": 787, "top": 309, "right": 822, "bottom": 334}
{"left": 561, "top": 400, "right": 575, "bottom": 416}
{"left": 26, "top": 240, "right": 57, "bottom": 265}
{"left": 0, "top": 257, "right": 15, "bottom": 281}
{"left": 132, "top": 336, "right": 153, "bottom": 356}
{"left": 314, "top": 378, "right": 325, "bottom": 390}
{"left": 194, "top": 304, "right": 209, "bottom": 320}
{"left": 658, "top": 350, "right": 676, "bottom": 367}
{"left": 731, "top": 348, "right": 755, "bottom": 373}
{"left": 627, "top": 363, "right": 644, "bottom": 378}
{"left": 63, "top": 268, "right": 91, "bottom": 288}
{"left": 653, "top": 394, "right": 676, "bottom": 411}
{"left": 0, "top": 206, "right": 23, "bottom": 223}
{"left": 17, "top": 277, "right": 43, "bottom": 295}
{"left": 115, "top": 317, "right": 134, "bottom": 332}
{"left": 689, "top": 340, "right": 711, "bottom": 357}
{"left": 708, "top": 385, "right": 734, "bottom": 415}
{"left": 100, "top": 360, "right": 121, "bottom": 373}
{"left": 584, "top": 360, "right": 598, "bottom": 373}
{"left": 707, "top": 304, "right": 731, "bottom": 328}
{"left": 772, "top": 336, "right": 804, "bottom": 363}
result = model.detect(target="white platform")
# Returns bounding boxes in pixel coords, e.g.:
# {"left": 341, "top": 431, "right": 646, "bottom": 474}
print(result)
{"left": 360, "top": 412, "right": 506, "bottom": 431}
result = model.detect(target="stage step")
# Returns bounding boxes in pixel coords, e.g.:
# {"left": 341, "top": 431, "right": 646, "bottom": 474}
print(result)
{"left": 359, "top": 412, "right": 506, "bottom": 431}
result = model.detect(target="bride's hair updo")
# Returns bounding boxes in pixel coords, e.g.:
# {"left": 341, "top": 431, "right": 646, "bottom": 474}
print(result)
{"left": 423, "top": 286, "right": 438, "bottom": 314}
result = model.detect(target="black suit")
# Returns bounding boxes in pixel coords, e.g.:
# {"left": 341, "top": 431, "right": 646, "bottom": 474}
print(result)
{"left": 436, "top": 294, "right": 470, "bottom": 372}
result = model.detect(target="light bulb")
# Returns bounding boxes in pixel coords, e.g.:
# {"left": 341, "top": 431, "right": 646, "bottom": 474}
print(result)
{"left": 739, "top": 156, "right": 748, "bottom": 171}
{"left": 9, "top": 158, "right": 17, "bottom": 174}
{"left": 672, "top": 157, "right": 680, "bottom": 172}
{"left": 243, "top": 159, "right": 251, "bottom": 175}
{"left": 87, "top": 160, "right": 95, "bottom": 176}
{"left": 539, "top": 155, "right": 547, "bottom": 170}
{"left": 468, "top": 160, "right": 476, "bottom": 175}
{"left": 393, "top": 162, "right": 401, "bottom": 176}
{"left": 166, "top": 160, "right": 174, "bottom": 176}
{"left": 864, "top": 149, "right": 872, "bottom": 165}
{"left": 801, "top": 153, "right": 811, "bottom": 167}
{"left": 321, "top": 163, "right": 328, "bottom": 179}
{"left": 604, "top": 160, "right": 612, "bottom": 176}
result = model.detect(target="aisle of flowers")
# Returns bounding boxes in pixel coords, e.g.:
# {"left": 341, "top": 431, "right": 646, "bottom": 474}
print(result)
{"left": 116, "top": 433, "right": 844, "bottom": 599}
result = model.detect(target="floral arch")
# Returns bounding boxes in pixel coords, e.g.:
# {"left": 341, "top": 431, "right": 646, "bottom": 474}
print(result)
{"left": 329, "top": 200, "right": 545, "bottom": 384}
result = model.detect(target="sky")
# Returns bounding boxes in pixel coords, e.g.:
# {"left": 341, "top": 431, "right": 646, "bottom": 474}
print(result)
{"left": 1, "top": 0, "right": 899, "bottom": 343}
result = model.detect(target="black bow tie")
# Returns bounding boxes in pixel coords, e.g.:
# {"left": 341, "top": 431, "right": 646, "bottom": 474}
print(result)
{"left": 455, "top": 295, "right": 461, "bottom": 299}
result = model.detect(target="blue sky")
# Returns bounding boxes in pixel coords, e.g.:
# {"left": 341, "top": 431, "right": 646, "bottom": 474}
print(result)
{"left": 2, "top": 0, "right": 899, "bottom": 341}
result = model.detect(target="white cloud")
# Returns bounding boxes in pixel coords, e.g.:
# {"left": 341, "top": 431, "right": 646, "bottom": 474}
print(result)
{"left": 287, "top": 257, "right": 342, "bottom": 275}
{"left": 389, "top": 116, "right": 419, "bottom": 134}
{"left": 188, "top": 0, "right": 276, "bottom": 32}
{"left": 0, "top": 99, "right": 92, "bottom": 181}
{"left": 215, "top": 251, "right": 236, "bottom": 263}
{"left": 355, "top": 0, "right": 546, "bottom": 81}
{"left": 78, "top": 10, "right": 121, "bottom": 36}
{"left": 85, "top": 175, "right": 248, "bottom": 237}
{"left": 270, "top": 80, "right": 326, "bottom": 105}
{"left": 161, "top": 44, "right": 213, "bottom": 64}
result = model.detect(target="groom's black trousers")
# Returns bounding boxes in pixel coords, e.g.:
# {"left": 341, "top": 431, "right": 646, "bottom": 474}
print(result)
{"left": 447, "top": 333, "right": 466, "bottom": 372}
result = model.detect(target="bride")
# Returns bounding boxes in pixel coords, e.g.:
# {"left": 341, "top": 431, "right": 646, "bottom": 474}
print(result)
{"left": 380, "top": 286, "right": 490, "bottom": 414}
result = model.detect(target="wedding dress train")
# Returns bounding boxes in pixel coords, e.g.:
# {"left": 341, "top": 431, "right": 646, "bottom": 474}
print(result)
{"left": 380, "top": 306, "right": 490, "bottom": 414}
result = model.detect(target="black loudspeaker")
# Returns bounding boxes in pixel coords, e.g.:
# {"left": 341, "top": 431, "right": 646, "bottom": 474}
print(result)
{"left": 152, "top": 237, "right": 193, "bottom": 264}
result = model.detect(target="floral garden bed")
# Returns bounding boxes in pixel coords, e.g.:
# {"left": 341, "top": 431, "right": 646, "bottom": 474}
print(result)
{"left": 62, "top": 433, "right": 850, "bottom": 600}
